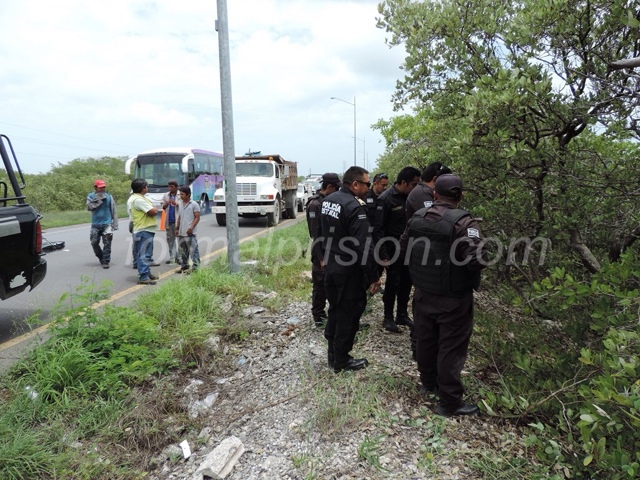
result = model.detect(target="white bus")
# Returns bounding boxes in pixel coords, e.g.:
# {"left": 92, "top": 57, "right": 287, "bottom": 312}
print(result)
{"left": 125, "top": 147, "right": 223, "bottom": 214}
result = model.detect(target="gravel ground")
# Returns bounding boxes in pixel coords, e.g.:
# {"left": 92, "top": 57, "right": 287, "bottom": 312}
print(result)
{"left": 146, "top": 289, "right": 531, "bottom": 480}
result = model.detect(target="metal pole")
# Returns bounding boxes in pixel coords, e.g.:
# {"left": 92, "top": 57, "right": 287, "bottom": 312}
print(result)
{"left": 353, "top": 96, "right": 357, "bottom": 166}
{"left": 216, "top": 0, "right": 240, "bottom": 273}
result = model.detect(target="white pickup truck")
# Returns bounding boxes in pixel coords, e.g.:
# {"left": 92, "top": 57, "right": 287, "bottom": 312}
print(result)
{"left": 212, "top": 154, "right": 298, "bottom": 227}
{"left": 296, "top": 184, "right": 311, "bottom": 212}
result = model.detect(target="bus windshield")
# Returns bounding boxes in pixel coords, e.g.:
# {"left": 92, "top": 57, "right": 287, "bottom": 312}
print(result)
{"left": 236, "top": 163, "right": 273, "bottom": 177}
{"left": 135, "top": 154, "right": 185, "bottom": 187}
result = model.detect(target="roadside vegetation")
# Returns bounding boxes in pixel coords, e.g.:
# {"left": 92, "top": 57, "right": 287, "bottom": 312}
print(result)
{"left": 1, "top": 0, "right": 638, "bottom": 477}
{"left": 0, "top": 222, "right": 312, "bottom": 479}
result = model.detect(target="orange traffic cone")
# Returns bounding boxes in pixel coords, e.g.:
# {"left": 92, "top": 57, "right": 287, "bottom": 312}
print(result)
{"left": 159, "top": 209, "right": 166, "bottom": 231}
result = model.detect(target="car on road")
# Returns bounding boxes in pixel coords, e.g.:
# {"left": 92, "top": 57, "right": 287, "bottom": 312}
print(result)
{"left": 296, "top": 183, "right": 311, "bottom": 212}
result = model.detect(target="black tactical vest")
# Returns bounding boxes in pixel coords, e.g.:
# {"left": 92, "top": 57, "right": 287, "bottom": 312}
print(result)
{"left": 407, "top": 208, "right": 481, "bottom": 296}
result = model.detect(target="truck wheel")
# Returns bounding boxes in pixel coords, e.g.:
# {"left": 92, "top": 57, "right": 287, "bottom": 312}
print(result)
{"left": 216, "top": 213, "right": 227, "bottom": 226}
{"left": 199, "top": 195, "right": 210, "bottom": 215}
{"left": 266, "top": 205, "right": 280, "bottom": 227}
{"left": 286, "top": 206, "right": 296, "bottom": 219}
{"left": 297, "top": 200, "right": 303, "bottom": 212}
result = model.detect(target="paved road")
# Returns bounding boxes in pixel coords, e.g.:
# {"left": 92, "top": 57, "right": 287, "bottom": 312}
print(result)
{"left": 0, "top": 213, "right": 298, "bottom": 346}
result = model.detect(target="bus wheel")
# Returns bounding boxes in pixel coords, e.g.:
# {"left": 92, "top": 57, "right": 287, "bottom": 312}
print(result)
{"left": 216, "top": 214, "right": 226, "bottom": 226}
{"left": 199, "top": 195, "right": 210, "bottom": 215}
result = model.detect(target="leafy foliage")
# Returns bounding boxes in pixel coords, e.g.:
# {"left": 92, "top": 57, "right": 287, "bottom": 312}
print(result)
{"left": 375, "top": 1, "right": 640, "bottom": 477}
{"left": 22, "top": 156, "right": 131, "bottom": 213}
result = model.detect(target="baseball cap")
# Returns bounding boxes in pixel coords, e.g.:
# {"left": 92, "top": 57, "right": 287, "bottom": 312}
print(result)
{"left": 434, "top": 174, "right": 463, "bottom": 198}
{"left": 322, "top": 172, "right": 342, "bottom": 187}
{"left": 94, "top": 179, "right": 107, "bottom": 188}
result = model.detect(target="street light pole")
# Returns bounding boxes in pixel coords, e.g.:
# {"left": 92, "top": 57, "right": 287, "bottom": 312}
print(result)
{"left": 330, "top": 96, "right": 357, "bottom": 166}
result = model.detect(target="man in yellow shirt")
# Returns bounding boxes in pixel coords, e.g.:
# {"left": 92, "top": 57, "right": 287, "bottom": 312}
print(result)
{"left": 127, "top": 178, "right": 159, "bottom": 285}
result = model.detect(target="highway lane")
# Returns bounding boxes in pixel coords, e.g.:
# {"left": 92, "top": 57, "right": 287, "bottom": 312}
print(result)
{"left": 0, "top": 213, "right": 288, "bottom": 344}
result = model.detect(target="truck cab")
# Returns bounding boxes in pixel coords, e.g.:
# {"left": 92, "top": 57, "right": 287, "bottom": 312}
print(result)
{"left": 0, "top": 135, "right": 47, "bottom": 300}
{"left": 212, "top": 154, "right": 298, "bottom": 227}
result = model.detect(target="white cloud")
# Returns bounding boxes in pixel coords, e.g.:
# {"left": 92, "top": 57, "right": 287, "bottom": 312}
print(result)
{"left": 0, "top": 0, "right": 406, "bottom": 174}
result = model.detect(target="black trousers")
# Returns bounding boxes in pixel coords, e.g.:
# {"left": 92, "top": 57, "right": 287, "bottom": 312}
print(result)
{"left": 311, "top": 256, "right": 327, "bottom": 319}
{"left": 382, "top": 242, "right": 412, "bottom": 318}
{"left": 412, "top": 288, "right": 474, "bottom": 408}
{"left": 324, "top": 268, "right": 367, "bottom": 365}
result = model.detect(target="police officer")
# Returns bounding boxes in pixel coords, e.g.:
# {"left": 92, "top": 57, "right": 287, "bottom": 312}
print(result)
{"left": 321, "top": 166, "right": 381, "bottom": 372}
{"left": 405, "top": 162, "right": 451, "bottom": 220}
{"left": 400, "top": 174, "right": 486, "bottom": 417}
{"left": 373, "top": 166, "right": 421, "bottom": 333}
{"left": 365, "top": 173, "right": 390, "bottom": 224}
{"left": 306, "top": 173, "right": 341, "bottom": 327}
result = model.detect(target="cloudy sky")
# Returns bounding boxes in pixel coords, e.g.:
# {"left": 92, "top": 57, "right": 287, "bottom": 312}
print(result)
{"left": 0, "top": 0, "right": 406, "bottom": 176}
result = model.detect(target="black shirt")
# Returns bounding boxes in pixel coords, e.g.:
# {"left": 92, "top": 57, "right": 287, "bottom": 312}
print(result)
{"left": 321, "top": 186, "right": 379, "bottom": 284}
{"left": 373, "top": 185, "right": 410, "bottom": 261}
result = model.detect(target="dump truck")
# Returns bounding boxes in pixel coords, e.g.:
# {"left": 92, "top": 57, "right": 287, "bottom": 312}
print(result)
{"left": 0, "top": 134, "right": 47, "bottom": 300}
{"left": 212, "top": 154, "right": 298, "bottom": 227}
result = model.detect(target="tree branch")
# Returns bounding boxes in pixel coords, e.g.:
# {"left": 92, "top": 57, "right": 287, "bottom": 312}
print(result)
{"left": 569, "top": 229, "right": 601, "bottom": 273}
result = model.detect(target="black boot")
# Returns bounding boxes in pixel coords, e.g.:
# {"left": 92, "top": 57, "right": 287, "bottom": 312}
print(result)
{"left": 396, "top": 312, "right": 414, "bottom": 329}
{"left": 383, "top": 316, "right": 400, "bottom": 333}
{"left": 333, "top": 357, "right": 368, "bottom": 373}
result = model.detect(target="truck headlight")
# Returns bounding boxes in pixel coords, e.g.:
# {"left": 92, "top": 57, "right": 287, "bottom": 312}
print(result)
{"left": 260, "top": 194, "right": 275, "bottom": 200}
{"left": 214, "top": 195, "right": 225, "bottom": 201}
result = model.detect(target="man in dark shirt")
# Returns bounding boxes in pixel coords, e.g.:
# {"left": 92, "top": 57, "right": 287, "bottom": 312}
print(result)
{"left": 400, "top": 174, "right": 486, "bottom": 417}
{"left": 373, "top": 166, "right": 421, "bottom": 333}
{"left": 365, "top": 173, "right": 390, "bottom": 224}
{"left": 405, "top": 162, "right": 451, "bottom": 220}
{"left": 321, "top": 166, "right": 381, "bottom": 372}
{"left": 306, "top": 173, "right": 341, "bottom": 327}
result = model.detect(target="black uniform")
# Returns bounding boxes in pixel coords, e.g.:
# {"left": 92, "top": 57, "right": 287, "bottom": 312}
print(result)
{"left": 365, "top": 188, "right": 381, "bottom": 225}
{"left": 405, "top": 183, "right": 435, "bottom": 221}
{"left": 400, "top": 201, "right": 485, "bottom": 413}
{"left": 374, "top": 185, "right": 413, "bottom": 324}
{"left": 306, "top": 192, "right": 327, "bottom": 323}
{"left": 321, "top": 187, "right": 379, "bottom": 367}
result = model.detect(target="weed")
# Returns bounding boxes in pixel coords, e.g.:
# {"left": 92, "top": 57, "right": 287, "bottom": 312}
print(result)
{"left": 358, "top": 434, "right": 388, "bottom": 471}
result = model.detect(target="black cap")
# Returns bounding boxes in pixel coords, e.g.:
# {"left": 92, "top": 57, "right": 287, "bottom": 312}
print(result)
{"left": 435, "top": 174, "right": 463, "bottom": 198}
{"left": 322, "top": 172, "right": 342, "bottom": 187}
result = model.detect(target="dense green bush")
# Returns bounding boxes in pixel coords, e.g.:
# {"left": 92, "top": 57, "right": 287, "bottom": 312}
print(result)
{"left": 478, "top": 250, "right": 640, "bottom": 478}
{"left": 22, "top": 156, "right": 131, "bottom": 213}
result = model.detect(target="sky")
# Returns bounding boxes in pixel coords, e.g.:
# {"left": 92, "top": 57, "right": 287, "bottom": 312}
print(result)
{"left": 0, "top": 0, "right": 407, "bottom": 176}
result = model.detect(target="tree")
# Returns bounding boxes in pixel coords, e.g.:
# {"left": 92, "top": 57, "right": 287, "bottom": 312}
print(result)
{"left": 375, "top": 0, "right": 640, "bottom": 276}
{"left": 24, "top": 157, "right": 130, "bottom": 213}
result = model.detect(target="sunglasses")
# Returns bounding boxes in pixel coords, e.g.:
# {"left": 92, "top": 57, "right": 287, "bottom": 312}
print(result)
{"left": 355, "top": 180, "right": 372, "bottom": 188}
{"left": 373, "top": 173, "right": 388, "bottom": 182}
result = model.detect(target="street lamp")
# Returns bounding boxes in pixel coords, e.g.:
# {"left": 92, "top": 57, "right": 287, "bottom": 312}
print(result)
{"left": 330, "top": 96, "right": 356, "bottom": 166}
{"left": 353, "top": 136, "right": 365, "bottom": 169}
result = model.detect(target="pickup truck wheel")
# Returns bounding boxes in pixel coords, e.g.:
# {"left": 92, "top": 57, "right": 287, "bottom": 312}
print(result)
{"left": 297, "top": 201, "right": 303, "bottom": 212}
{"left": 216, "top": 213, "right": 227, "bottom": 226}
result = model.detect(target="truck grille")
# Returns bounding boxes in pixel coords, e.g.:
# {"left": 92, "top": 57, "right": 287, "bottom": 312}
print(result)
{"left": 236, "top": 183, "right": 257, "bottom": 196}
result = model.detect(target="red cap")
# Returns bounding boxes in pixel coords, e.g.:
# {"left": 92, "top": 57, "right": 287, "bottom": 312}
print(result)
{"left": 94, "top": 179, "right": 107, "bottom": 188}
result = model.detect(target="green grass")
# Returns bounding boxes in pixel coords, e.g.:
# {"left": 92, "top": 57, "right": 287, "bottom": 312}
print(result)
{"left": 0, "top": 221, "right": 314, "bottom": 479}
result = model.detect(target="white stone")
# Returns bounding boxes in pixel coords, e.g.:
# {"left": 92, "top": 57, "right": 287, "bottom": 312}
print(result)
{"left": 192, "top": 436, "right": 245, "bottom": 480}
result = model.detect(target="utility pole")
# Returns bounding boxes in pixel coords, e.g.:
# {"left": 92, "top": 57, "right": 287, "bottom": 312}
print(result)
{"left": 216, "top": 0, "right": 240, "bottom": 273}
